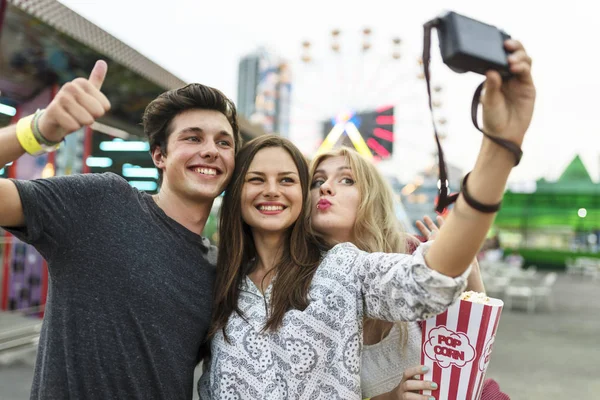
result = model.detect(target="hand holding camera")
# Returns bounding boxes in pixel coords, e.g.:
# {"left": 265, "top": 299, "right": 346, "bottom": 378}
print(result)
{"left": 431, "top": 10, "right": 536, "bottom": 153}
{"left": 424, "top": 11, "right": 536, "bottom": 213}
{"left": 480, "top": 39, "right": 535, "bottom": 148}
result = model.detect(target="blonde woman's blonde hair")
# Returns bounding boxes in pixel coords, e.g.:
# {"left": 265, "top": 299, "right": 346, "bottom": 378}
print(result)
{"left": 309, "top": 147, "right": 418, "bottom": 348}
{"left": 309, "top": 147, "right": 414, "bottom": 253}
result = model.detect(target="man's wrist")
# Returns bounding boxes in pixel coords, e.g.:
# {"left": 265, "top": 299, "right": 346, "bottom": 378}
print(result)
{"left": 15, "top": 113, "right": 60, "bottom": 156}
{"left": 32, "top": 109, "right": 62, "bottom": 146}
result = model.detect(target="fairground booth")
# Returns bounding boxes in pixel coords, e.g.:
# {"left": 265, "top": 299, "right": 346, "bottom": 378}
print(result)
{"left": 494, "top": 155, "right": 600, "bottom": 270}
{"left": 0, "top": 0, "right": 264, "bottom": 314}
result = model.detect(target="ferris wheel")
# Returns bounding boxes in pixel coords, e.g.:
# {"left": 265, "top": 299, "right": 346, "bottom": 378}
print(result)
{"left": 289, "top": 27, "right": 449, "bottom": 171}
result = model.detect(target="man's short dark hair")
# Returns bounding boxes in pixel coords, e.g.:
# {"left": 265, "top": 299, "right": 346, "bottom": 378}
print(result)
{"left": 142, "top": 83, "right": 241, "bottom": 184}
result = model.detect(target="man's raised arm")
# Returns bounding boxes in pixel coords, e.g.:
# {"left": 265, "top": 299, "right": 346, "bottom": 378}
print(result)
{"left": 0, "top": 60, "right": 110, "bottom": 228}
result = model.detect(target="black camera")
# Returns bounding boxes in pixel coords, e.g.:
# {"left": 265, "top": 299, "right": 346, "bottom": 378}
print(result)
{"left": 422, "top": 11, "right": 520, "bottom": 213}
{"left": 435, "top": 11, "right": 513, "bottom": 78}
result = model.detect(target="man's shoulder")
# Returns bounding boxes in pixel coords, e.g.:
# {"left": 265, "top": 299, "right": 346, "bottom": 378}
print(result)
{"left": 66, "top": 172, "right": 133, "bottom": 194}
{"left": 71, "top": 172, "right": 128, "bottom": 185}
{"left": 9, "top": 172, "right": 133, "bottom": 200}
{"left": 27, "top": 171, "right": 129, "bottom": 188}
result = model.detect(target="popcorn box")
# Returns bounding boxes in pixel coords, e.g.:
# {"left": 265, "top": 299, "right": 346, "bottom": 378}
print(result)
{"left": 420, "top": 294, "right": 503, "bottom": 400}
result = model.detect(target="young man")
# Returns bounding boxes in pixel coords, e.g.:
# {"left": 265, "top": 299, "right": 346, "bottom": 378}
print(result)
{"left": 0, "top": 61, "right": 241, "bottom": 399}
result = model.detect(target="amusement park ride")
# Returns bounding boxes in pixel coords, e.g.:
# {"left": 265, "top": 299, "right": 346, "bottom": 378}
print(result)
{"left": 293, "top": 27, "right": 449, "bottom": 164}
{"left": 317, "top": 106, "right": 395, "bottom": 161}
{"left": 290, "top": 27, "right": 460, "bottom": 223}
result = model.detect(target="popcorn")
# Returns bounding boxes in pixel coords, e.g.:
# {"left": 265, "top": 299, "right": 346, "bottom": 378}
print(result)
{"left": 420, "top": 296, "right": 504, "bottom": 400}
{"left": 460, "top": 291, "right": 490, "bottom": 304}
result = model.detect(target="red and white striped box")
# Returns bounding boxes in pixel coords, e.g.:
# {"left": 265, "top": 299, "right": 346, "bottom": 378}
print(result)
{"left": 420, "top": 297, "right": 503, "bottom": 400}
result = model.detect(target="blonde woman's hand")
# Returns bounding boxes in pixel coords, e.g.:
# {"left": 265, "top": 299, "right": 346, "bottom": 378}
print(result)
{"left": 390, "top": 365, "right": 438, "bottom": 400}
{"left": 415, "top": 215, "right": 444, "bottom": 241}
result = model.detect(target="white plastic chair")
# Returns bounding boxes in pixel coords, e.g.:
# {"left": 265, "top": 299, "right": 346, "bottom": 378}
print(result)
{"left": 504, "top": 273, "right": 557, "bottom": 313}
{"left": 533, "top": 272, "right": 558, "bottom": 311}
{"left": 504, "top": 285, "right": 536, "bottom": 313}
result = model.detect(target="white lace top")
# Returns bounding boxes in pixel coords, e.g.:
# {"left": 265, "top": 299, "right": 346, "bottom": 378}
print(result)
{"left": 199, "top": 242, "right": 469, "bottom": 399}
{"left": 360, "top": 322, "right": 423, "bottom": 398}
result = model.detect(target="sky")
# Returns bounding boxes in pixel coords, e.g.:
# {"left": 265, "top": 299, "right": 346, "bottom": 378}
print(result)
{"left": 59, "top": 0, "right": 599, "bottom": 184}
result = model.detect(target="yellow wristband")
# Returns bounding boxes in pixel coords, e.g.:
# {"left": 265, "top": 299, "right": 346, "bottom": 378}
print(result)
{"left": 16, "top": 114, "right": 44, "bottom": 155}
{"left": 16, "top": 114, "right": 60, "bottom": 156}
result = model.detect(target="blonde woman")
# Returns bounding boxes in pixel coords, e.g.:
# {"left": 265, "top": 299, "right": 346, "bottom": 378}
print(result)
{"left": 309, "top": 147, "right": 507, "bottom": 400}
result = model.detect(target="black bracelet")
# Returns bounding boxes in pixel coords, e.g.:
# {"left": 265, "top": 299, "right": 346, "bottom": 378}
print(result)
{"left": 460, "top": 172, "right": 502, "bottom": 213}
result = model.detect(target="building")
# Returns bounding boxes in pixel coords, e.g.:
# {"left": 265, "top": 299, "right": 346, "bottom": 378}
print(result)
{"left": 237, "top": 47, "right": 291, "bottom": 137}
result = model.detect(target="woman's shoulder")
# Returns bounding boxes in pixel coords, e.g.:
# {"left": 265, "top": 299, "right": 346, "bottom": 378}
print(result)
{"left": 326, "top": 241, "right": 360, "bottom": 254}
{"left": 317, "top": 242, "right": 363, "bottom": 275}
{"left": 321, "top": 242, "right": 363, "bottom": 263}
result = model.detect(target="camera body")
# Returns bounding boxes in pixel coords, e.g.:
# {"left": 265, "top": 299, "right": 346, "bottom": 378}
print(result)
{"left": 436, "top": 11, "right": 512, "bottom": 78}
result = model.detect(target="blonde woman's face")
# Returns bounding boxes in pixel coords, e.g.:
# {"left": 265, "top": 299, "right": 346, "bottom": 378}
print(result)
{"left": 310, "top": 156, "right": 360, "bottom": 244}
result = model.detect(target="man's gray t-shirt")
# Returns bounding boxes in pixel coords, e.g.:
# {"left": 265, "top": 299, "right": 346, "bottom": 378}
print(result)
{"left": 3, "top": 172, "right": 216, "bottom": 400}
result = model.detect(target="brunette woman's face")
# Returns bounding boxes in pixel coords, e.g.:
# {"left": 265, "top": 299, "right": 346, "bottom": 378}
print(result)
{"left": 241, "top": 147, "right": 303, "bottom": 236}
{"left": 310, "top": 156, "right": 360, "bottom": 244}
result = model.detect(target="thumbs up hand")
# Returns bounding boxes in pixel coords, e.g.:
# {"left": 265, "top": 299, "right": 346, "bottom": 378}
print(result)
{"left": 38, "top": 60, "right": 111, "bottom": 142}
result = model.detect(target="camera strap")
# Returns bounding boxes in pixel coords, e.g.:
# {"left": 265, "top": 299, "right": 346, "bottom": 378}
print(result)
{"left": 470, "top": 83, "right": 523, "bottom": 165}
{"left": 422, "top": 19, "right": 522, "bottom": 214}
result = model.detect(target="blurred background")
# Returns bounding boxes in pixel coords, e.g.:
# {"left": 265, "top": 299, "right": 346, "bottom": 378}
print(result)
{"left": 0, "top": 0, "right": 598, "bottom": 399}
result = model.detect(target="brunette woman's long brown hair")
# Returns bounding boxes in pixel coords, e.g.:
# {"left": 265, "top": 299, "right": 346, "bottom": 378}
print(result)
{"left": 209, "top": 135, "right": 323, "bottom": 341}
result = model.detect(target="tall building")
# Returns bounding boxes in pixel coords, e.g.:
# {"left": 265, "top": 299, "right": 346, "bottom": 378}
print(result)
{"left": 237, "top": 47, "right": 291, "bottom": 137}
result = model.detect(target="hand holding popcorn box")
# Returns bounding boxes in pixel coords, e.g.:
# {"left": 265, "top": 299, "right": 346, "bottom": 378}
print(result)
{"left": 420, "top": 291, "right": 503, "bottom": 400}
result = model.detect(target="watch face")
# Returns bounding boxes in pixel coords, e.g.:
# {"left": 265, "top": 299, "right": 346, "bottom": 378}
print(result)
{"left": 321, "top": 105, "right": 395, "bottom": 161}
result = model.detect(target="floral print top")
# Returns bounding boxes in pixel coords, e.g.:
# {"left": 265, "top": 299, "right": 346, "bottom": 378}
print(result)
{"left": 199, "top": 242, "right": 470, "bottom": 399}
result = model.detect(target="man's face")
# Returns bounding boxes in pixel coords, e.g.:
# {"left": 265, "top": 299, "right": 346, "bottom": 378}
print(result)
{"left": 153, "top": 109, "right": 236, "bottom": 203}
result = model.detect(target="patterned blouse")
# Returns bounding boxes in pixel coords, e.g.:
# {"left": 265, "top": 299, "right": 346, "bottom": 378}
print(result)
{"left": 199, "top": 242, "right": 470, "bottom": 399}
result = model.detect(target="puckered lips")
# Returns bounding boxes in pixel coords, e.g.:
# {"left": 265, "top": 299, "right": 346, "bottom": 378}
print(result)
{"left": 317, "top": 198, "right": 332, "bottom": 211}
{"left": 255, "top": 201, "right": 287, "bottom": 215}
{"left": 188, "top": 164, "right": 222, "bottom": 179}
